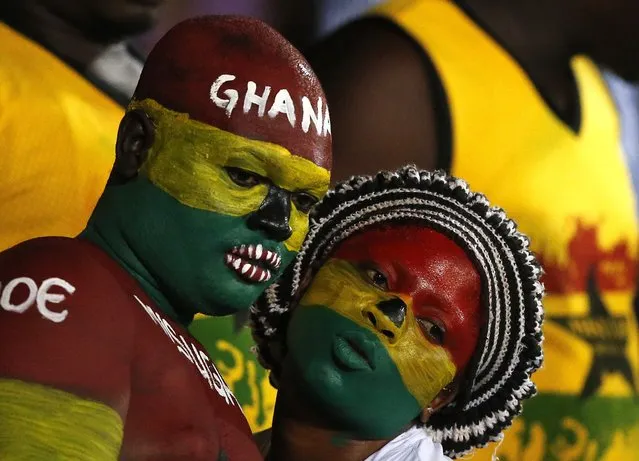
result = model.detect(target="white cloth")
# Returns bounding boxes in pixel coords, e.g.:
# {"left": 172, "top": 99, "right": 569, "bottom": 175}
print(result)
{"left": 365, "top": 426, "right": 451, "bottom": 461}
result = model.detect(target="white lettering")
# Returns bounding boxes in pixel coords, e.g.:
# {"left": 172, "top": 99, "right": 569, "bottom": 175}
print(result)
{"left": 200, "top": 352, "right": 238, "bottom": 406}
{"left": 192, "top": 345, "right": 214, "bottom": 389}
{"left": 1, "top": 277, "right": 75, "bottom": 323}
{"left": 36, "top": 278, "right": 74, "bottom": 323}
{"left": 176, "top": 335, "right": 196, "bottom": 364}
{"left": 133, "top": 295, "right": 240, "bottom": 408}
{"left": 210, "top": 74, "right": 239, "bottom": 117}
{"left": 202, "top": 351, "right": 227, "bottom": 398}
{"left": 0, "top": 277, "right": 38, "bottom": 313}
{"left": 323, "top": 105, "right": 331, "bottom": 136}
{"left": 243, "top": 81, "right": 271, "bottom": 117}
{"left": 136, "top": 296, "right": 159, "bottom": 324}
{"left": 210, "top": 74, "right": 331, "bottom": 137}
{"left": 161, "top": 318, "right": 180, "bottom": 345}
{"left": 267, "top": 89, "right": 296, "bottom": 127}
{"left": 301, "top": 96, "right": 323, "bottom": 135}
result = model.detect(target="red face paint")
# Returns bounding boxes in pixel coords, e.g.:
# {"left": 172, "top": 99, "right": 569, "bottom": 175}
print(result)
{"left": 333, "top": 225, "right": 482, "bottom": 372}
{"left": 133, "top": 16, "right": 332, "bottom": 171}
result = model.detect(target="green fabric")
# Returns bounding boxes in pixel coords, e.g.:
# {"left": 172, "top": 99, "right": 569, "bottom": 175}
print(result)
{"left": 285, "top": 306, "right": 420, "bottom": 439}
{"left": 81, "top": 177, "right": 295, "bottom": 324}
{"left": 0, "top": 379, "right": 123, "bottom": 459}
{"left": 496, "top": 393, "right": 639, "bottom": 460}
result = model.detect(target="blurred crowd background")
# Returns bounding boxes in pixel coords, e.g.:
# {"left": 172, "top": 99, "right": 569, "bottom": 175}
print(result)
{"left": 135, "top": 0, "right": 380, "bottom": 52}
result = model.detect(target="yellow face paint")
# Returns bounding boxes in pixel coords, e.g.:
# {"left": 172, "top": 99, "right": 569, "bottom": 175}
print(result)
{"left": 299, "top": 258, "right": 457, "bottom": 408}
{"left": 130, "top": 99, "right": 330, "bottom": 251}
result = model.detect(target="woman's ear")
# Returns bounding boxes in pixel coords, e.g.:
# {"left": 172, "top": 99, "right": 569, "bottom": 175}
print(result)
{"left": 110, "top": 109, "right": 155, "bottom": 184}
{"left": 419, "top": 380, "right": 460, "bottom": 424}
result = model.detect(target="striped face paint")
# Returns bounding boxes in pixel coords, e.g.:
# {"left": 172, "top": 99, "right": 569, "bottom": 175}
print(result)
{"left": 134, "top": 98, "right": 330, "bottom": 253}
{"left": 109, "top": 99, "right": 329, "bottom": 316}
{"left": 285, "top": 226, "right": 481, "bottom": 438}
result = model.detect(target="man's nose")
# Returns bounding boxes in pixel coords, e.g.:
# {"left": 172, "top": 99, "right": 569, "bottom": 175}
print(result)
{"left": 247, "top": 186, "right": 293, "bottom": 242}
{"left": 362, "top": 298, "right": 407, "bottom": 343}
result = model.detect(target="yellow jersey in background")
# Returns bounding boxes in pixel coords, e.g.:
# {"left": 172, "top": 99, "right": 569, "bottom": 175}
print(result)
{"left": 377, "top": 1, "right": 639, "bottom": 459}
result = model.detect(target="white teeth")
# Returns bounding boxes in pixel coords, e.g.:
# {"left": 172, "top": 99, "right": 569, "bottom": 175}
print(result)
{"left": 250, "top": 266, "right": 257, "bottom": 277}
{"left": 229, "top": 245, "right": 280, "bottom": 273}
{"left": 265, "top": 269, "right": 271, "bottom": 281}
{"left": 259, "top": 271, "right": 267, "bottom": 282}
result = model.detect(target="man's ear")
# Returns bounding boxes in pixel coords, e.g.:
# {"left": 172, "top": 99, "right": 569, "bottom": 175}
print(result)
{"left": 419, "top": 380, "right": 460, "bottom": 424}
{"left": 109, "top": 109, "right": 155, "bottom": 184}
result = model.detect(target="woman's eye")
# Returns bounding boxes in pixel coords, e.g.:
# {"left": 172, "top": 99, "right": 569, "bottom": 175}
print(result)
{"left": 364, "top": 268, "right": 389, "bottom": 291}
{"left": 225, "top": 167, "right": 262, "bottom": 188}
{"left": 292, "top": 192, "right": 318, "bottom": 213}
{"left": 418, "top": 319, "right": 446, "bottom": 345}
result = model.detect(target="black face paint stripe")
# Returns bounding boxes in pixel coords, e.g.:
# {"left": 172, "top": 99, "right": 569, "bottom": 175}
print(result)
{"left": 376, "top": 298, "right": 407, "bottom": 328}
{"left": 246, "top": 185, "right": 293, "bottom": 242}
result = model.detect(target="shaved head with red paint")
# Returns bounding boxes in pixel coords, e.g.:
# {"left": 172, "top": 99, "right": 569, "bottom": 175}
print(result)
{"left": 133, "top": 15, "right": 331, "bottom": 170}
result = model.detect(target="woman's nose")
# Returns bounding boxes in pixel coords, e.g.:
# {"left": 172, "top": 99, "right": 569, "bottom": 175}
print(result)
{"left": 362, "top": 298, "right": 407, "bottom": 343}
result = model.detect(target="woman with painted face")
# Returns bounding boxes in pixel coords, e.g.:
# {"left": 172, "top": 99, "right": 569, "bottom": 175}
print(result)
{"left": 251, "top": 166, "right": 545, "bottom": 460}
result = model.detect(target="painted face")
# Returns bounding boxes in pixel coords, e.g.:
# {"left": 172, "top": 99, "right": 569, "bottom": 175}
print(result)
{"left": 284, "top": 226, "right": 482, "bottom": 438}
{"left": 125, "top": 99, "right": 330, "bottom": 315}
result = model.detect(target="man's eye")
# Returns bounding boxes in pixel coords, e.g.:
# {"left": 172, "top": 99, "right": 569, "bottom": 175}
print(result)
{"left": 292, "top": 192, "right": 318, "bottom": 213}
{"left": 418, "top": 319, "right": 446, "bottom": 346}
{"left": 364, "top": 267, "right": 389, "bottom": 291}
{"left": 225, "top": 167, "right": 262, "bottom": 188}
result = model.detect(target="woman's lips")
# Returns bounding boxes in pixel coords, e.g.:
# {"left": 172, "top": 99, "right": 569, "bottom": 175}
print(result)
{"left": 332, "top": 331, "right": 378, "bottom": 372}
{"left": 225, "top": 243, "right": 281, "bottom": 284}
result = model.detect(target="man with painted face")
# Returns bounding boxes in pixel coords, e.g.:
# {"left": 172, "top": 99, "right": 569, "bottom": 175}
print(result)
{"left": 252, "top": 166, "right": 544, "bottom": 460}
{"left": 0, "top": 16, "right": 331, "bottom": 460}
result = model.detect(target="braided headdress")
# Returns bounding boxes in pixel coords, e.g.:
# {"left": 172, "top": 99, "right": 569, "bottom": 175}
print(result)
{"left": 251, "top": 166, "right": 544, "bottom": 458}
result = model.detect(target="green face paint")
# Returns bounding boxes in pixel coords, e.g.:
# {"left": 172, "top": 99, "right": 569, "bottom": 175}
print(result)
{"left": 285, "top": 306, "right": 422, "bottom": 439}
{"left": 283, "top": 259, "right": 456, "bottom": 439}
{"left": 85, "top": 99, "right": 330, "bottom": 320}
{"left": 87, "top": 177, "right": 296, "bottom": 318}
{"left": 133, "top": 99, "right": 330, "bottom": 253}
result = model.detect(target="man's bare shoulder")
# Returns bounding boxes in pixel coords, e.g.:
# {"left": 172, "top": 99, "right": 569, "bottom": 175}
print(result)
{"left": 0, "top": 237, "right": 136, "bottom": 397}
{"left": 2, "top": 236, "right": 130, "bottom": 303}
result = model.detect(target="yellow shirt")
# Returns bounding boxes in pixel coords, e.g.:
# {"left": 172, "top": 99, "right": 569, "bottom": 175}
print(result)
{"left": 0, "top": 23, "right": 122, "bottom": 251}
{"left": 376, "top": 1, "right": 639, "bottom": 459}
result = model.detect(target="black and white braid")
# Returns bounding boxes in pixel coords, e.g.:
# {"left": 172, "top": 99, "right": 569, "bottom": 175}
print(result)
{"left": 250, "top": 166, "right": 545, "bottom": 459}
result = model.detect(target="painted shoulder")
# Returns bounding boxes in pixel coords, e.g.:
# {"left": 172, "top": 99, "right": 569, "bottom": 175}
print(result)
{"left": 0, "top": 236, "right": 135, "bottom": 340}
{"left": 0, "top": 237, "right": 136, "bottom": 403}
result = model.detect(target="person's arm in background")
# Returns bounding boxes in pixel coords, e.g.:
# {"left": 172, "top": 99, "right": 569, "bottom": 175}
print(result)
{"left": 305, "top": 18, "right": 442, "bottom": 182}
{"left": 0, "top": 242, "right": 134, "bottom": 459}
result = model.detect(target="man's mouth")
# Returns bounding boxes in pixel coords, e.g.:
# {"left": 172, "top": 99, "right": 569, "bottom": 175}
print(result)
{"left": 224, "top": 244, "right": 282, "bottom": 284}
